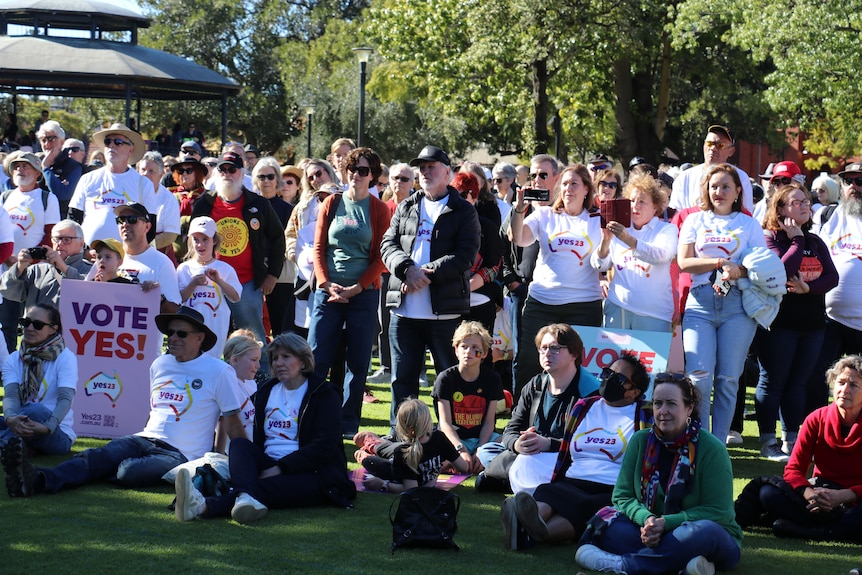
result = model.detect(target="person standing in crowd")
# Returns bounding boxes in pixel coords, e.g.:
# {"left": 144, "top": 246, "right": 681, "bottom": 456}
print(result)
{"left": 380, "top": 145, "right": 480, "bottom": 431}
{"left": 36, "top": 120, "right": 82, "bottom": 218}
{"left": 329, "top": 138, "right": 356, "bottom": 188}
{"left": 169, "top": 154, "right": 208, "bottom": 261}
{"left": 136, "top": 151, "right": 181, "bottom": 261}
{"left": 810, "top": 173, "right": 840, "bottom": 233}
{"left": 491, "top": 162, "right": 518, "bottom": 222}
{"left": 509, "top": 164, "right": 603, "bottom": 394}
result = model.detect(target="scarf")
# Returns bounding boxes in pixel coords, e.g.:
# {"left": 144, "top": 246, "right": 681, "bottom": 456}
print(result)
{"left": 19, "top": 331, "right": 65, "bottom": 403}
{"left": 640, "top": 418, "right": 701, "bottom": 515}
{"left": 823, "top": 402, "right": 862, "bottom": 454}
{"left": 176, "top": 185, "right": 205, "bottom": 216}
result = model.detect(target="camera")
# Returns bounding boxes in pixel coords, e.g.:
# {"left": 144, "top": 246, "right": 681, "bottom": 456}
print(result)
{"left": 523, "top": 188, "right": 550, "bottom": 202}
{"left": 27, "top": 247, "right": 48, "bottom": 260}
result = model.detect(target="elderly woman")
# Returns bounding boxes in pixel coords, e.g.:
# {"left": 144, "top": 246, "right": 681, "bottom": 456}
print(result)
{"left": 811, "top": 173, "right": 840, "bottom": 233}
{"left": 0, "top": 303, "right": 77, "bottom": 456}
{"left": 174, "top": 332, "right": 356, "bottom": 523}
{"left": 677, "top": 163, "right": 767, "bottom": 444}
{"left": 169, "top": 155, "right": 208, "bottom": 261}
{"left": 591, "top": 173, "right": 678, "bottom": 331}
{"left": 510, "top": 164, "right": 603, "bottom": 391}
{"left": 747, "top": 356, "right": 862, "bottom": 542}
{"left": 308, "top": 148, "right": 390, "bottom": 437}
{"left": 381, "top": 162, "right": 413, "bottom": 212}
{"left": 280, "top": 166, "right": 302, "bottom": 206}
{"left": 756, "top": 183, "right": 838, "bottom": 461}
{"left": 137, "top": 151, "right": 181, "bottom": 258}
{"left": 492, "top": 162, "right": 518, "bottom": 221}
{"left": 593, "top": 169, "right": 623, "bottom": 206}
{"left": 576, "top": 374, "right": 741, "bottom": 575}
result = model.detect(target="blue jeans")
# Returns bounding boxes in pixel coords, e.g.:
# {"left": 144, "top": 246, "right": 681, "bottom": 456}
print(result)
{"left": 603, "top": 300, "right": 672, "bottom": 332}
{"left": 806, "top": 317, "right": 862, "bottom": 414}
{"left": 682, "top": 285, "right": 756, "bottom": 441}
{"left": 756, "top": 327, "right": 824, "bottom": 440}
{"left": 591, "top": 516, "right": 741, "bottom": 575}
{"left": 0, "top": 403, "right": 73, "bottom": 455}
{"left": 476, "top": 440, "right": 506, "bottom": 468}
{"left": 308, "top": 288, "right": 379, "bottom": 434}
{"left": 40, "top": 435, "right": 187, "bottom": 493}
{"left": 388, "top": 313, "right": 460, "bottom": 429}
{"left": 228, "top": 280, "right": 268, "bottom": 374}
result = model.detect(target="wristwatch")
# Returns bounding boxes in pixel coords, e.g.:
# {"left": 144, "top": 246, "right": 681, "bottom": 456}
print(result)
{"left": 455, "top": 444, "right": 466, "bottom": 453}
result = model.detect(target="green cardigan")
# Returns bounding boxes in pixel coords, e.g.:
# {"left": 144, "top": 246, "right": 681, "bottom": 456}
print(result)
{"left": 611, "top": 428, "right": 743, "bottom": 547}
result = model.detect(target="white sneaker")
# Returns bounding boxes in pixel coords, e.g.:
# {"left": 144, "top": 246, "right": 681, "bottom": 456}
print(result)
{"left": 575, "top": 544, "right": 627, "bottom": 574}
{"left": 175, "top": 468, "right": 205, "bottom": 521}
{"left": 725, "top": 430, "right": 743, "bottom": 445}
{"left": 231, "top": 492, "right": 268, "bottom": 524}
{"left": 685, "top": 555, "right": 715, "bottom": 575}
{"left": 761, "top": 440, "right": 790, "bottom": 463}
{"left": 366, "top": 368, "right": 391, "bottom": 384}
{"left": 782, "top": 440, "right": 795, "bottom": 455}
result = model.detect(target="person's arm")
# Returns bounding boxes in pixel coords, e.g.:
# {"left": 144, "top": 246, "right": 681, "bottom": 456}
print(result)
{"left": 592, "top": 227, "right": 614, "bottom": 269}
{"left": 0, "top": 252, "right": 34, "bottom": 302}
{"left": 501, "top": 382, "right": 536, "bottom": 450}
{"left": 631, "top": 223, "right": 678, "bottom": 265}
{"left": 221, "top": 412, "right": 247, "bottom": 441}
{"left": 802, "top": 234, "right": 840, "bottom": 295}
{"left": 206, "top": 267, "right": 241, "bottom": 302}
{"left": 509, "top": 189, "right": 537, "bottom": 247}
{"left": 261, "top": 198, "right": 285, "bottom": 281}
{"left": 213, "top": 416, "right": 228, "bottom": 454}
{"left": 611, "top": 431, "right": 655, "bottom": 526}
{"left": 435, "top": 397, "right": 473, "bottom": 471}
{"left": 312, "top": 195, "right": 334, "bottom": 289}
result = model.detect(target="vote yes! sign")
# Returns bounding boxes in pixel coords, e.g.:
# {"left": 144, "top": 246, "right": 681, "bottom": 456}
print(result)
{"left": 60, "top": 279, "right": 162, "bottom": 439}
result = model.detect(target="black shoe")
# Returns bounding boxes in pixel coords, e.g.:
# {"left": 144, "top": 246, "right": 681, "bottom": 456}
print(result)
{"left": 475, "top": 471, "right": 509, "bottom": 493}
{"left": 1, "top": 437, "right": 39, "bottom": 497}
{"left": 772, "top": 519, "right": 825, "bottom": 540}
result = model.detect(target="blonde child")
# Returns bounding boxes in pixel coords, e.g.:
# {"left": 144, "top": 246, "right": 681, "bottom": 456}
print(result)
{"left": 213, "top": 329, "right": 262, "bottom": 453}
{"left": 90, "top": 238, "right": 132, "bottom": 283}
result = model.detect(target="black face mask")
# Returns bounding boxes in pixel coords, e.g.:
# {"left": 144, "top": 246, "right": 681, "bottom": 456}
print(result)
{"left": 599, "top": 367, "right": 631, "bottom": 403}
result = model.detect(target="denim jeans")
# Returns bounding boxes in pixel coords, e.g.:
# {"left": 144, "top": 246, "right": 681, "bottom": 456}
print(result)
{"left": 0, "top": 402, "right": 73, "bottom": 455}
{"left": 308, "top": 287, "right": 379, "bottom": 434}
{"left": 228, "top": 279, "right": 268, "bottom": 374}
{"left": 756, "top": 327, "right": 825, "bottom": 440}
{"left": 805, "top": 318, "right": 862, "bottom": 414}
{"left": 603, "top": 300, "right": 672, "bottom": 332}
{"left": 682, "top": 284, "right": 756, "bottom": 441}
{"left": 591, "top": 516, "right": 741, "bottom": 575}
{"left": 41, "top": 435, "right": 187, "bottom": 493}
{"left": 508, "top": 284, "right": 528, "bottom": 393}
{"left": 476, "top": 441, "right": 507, "bottom": 469}
{"left": 388, "top": 313, "right": 460, "bottom": 429}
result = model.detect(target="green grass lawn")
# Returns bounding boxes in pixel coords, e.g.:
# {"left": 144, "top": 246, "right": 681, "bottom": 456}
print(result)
{"left": 2, "top": 366, "right": 860, "bottom": 574}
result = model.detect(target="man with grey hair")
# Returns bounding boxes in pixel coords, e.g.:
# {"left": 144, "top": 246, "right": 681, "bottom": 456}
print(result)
{"left": 62, "top": 138, "right": 86, "bottom": 166}
{"left": 0, "top": 219, "right": 91, "bottom": 308}
{"left": 37, "top": 120, "right": 82, "bottom": 218}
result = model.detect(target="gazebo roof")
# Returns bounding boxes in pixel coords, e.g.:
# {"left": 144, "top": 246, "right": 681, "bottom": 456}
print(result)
{"left": 0, "top": 0, "right": 149, "bottom": 32}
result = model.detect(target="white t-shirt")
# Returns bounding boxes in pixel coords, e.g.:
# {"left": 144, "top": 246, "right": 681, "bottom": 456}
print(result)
{"left": 116, "top": 247, "right": 181, "bottom": 304}
{"left": 154, "top": 184, "right": 181, "bottom": 235}
{"left": 818, "top": 209, "right": 862, "bottom": 330}
{"left": 69, "top": 167, "right": 158, "bottom": 245}
{"left": 394, "top": 195, "right": 460, "bottom": 320}
{"left": 678, "top": 210, "right": 767, "bottom": 288}
{"left": 139, "top": 352, "right": 242, "bottom": 460}
{"left": 565, "top": 400, "right": 637, "bottom": 484}
{"left": 2, "top": 347, "right": 78, "bottom": 442}
{"left": 3, "top": 187, "right": 61, "bottom": 250}
{"left": 523, "top": 206, "right": 603, "bottom": 305}
{"left": 263, "top": 380, "right": 308, "bottom": 460}
{"left": 176, "top": 259, "right": 242, "bottom": 358}
{"left": 491, "top": 295, "right": 513, "bottom": 352}
{"left": 590, "top": 217, "right": 678, "bottom": 322}
{"left": 669, "top": 163, "right": 754, "bottom": 214}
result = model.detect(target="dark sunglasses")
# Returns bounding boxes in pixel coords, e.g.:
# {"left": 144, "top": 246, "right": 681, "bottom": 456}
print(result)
{"left": 393, "top": 176, "right": 411, "bottom": 183}
{"left": 104, "top": 137, "right": 131, "bottom": 147}
{"left": 493, "top": 177, "right": 508, "bottom": 184}
{"left": 165, "top": 328, "right": 199, "bottom": 338}
{"left": 177, "top": 167, "right": 196, "bottom": 175}
{"left": 600, "top": 366, "right": 632, "bottom": 386}
{"left": 843, "top": 176, "right": 862, "bottom": 186}
{"left": 654, "top": 372, "right": 690, "bottom": 384}
{"left": 771, "top": 177, "right": 793, "bottom": 186}
{"left": 590, "top": 164, "right": 611, "bottom": 172}
{"left": 347, "top": 165, "right": 371, "bottom": 177}
{"left": 529, "top": 172, "right": 550, "bottom": 180}
{"left": 115, "top": 215, "right": 143, "bottom": 225}
{"left": 598, "top": 180, "right": 619, "bottom": 189}
{"left": 40, "top": 135, "right": 58, "bottom": 143}
{"left": 19, "top": 317, "right": 55, "bottom": 330}
{"left": 66, "top": 146, "right": 82, "bottom": 153}
{"left": 218, "top": 165, "right": 238, "bottom": 175}
{"left": 257, "top": 173, "right": 276, "bottom": 181}
{"left": 307, "top": 169, "right": 323, "bottom": 181}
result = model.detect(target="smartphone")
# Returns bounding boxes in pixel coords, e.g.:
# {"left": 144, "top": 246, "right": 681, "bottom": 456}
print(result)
{"left": 712, "top": 272, "right": 731, "bottom": 297}
{"left": 27, "top": 247, "right": 48, "bottom": 260}
{"left": 523, "top": 188, "right": 550, "bottom": 202}
{"left": 599, "top": 198, "right": 632, "bottom": 228}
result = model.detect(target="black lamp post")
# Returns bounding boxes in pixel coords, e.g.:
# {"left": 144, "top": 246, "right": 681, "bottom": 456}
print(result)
{"left": 305, "top": 105, "right": 314, "bottom": 158}
{"left": 352, "top": 47, "right": 373, "bottom": 147}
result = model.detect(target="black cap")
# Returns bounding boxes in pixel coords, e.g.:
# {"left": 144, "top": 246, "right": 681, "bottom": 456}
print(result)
{"left": 243, "top": 143, "right": 260, "bottom": 156}
{"left": 113, "top": 202, "right": 149, "bottom": 217}
{"left": 409, "top": 145, "right": 451, "bottom": 167}
{"left": 155, "top": 306, "right": 218, "bottom": 352}
{"left": 707, "top": 125, "right": 735, "bottom": 144}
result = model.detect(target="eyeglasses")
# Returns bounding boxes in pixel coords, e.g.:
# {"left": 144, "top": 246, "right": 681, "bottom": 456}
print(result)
{"left": 257, "top": 173, "right": 276, "bottom": 181}
{"left": 529, "top": 172, "right": 550, "bottom": 181}
{"left": 307, "top": 170, "right": 323, "bottom": 181}
{"left": 493, "top": 177, "right": 509, "bottom": 184}
{"left": 813, "top": 188, "right": 828, "bottom": 195}
{"left": 771, "top": 177, "right": 793, "bottom": 186}
{"left": 104, "top": 137, "right": 132, "bottom": 147}
{"left": 51, "top": 236, "right": 80, "bottom": 244}
{"left": 704, "top": 140, "right": 729, "bottom": 150}
{"left": 789, "top": 199, "right": 811, "bottom": 208}
{"left": 590, "top": 164, "right": 610, "bottom": 172}
{"left": 165, "top": 328, "right": 199, "bottom": 339}
{"left": 393, "top": 176, "right": 411, "bottom": 183}
{"left": 600, "top": 366, "right": 632, "bottom": 387}
{"left": 177, "top": 167, "right": 196, "bottom": 175}
{"left": 182, "top": 150, "right": 201, "bottom": 156}
{"left": 284, "top": 178, "right": 298, "bottom": 185}
{"left": 347, "top": 165, "right": 371, "bottom": 177}
{"left": 843, "top": 176, "right": 862, "bottom": 186}
{"left": 39, "top": 135, "right": 58, "bottom": 143}
{"left": 115, "top": 215, "right": 143, "bottom": 225}
{"left": 537, "top": 344, "right": 563, "bottom": 355}
{"left": 218, "top": 165, "right": 238, "bottom": 175}
{"left": 654, "top": 372, "right": 690, "bottom": 384}
{"left": 598, "top": 180, "right": 619, "bottom": 189}
{"left": 19, "top": 318, "right": 55, "bottom": 330}
{"left": 66, "top": 146, "right": 82, "bottom": 153}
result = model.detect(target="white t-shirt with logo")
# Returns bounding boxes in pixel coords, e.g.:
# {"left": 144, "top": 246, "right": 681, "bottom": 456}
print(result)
{"left": 176, "top": 259, "right": 242, "bottom": 358}
{"left": 818, "top": 209, "right": 862, "bottom": 330}
{"left": 3, "top": 188, "right": 61, "bottom": 250}
{"left": 263, "top": 380, "right": 308, "bottom": 460}
{"left": 118, "top": 247, "right": 182, "bottom": 304}
{"left": 566, "top": 400, "right": 637, "bottom": 484}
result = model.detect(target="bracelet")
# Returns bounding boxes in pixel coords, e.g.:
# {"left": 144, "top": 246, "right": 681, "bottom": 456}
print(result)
{"left": 380, "top": 480, "right": 389, "bottom": 492}
{"left": 514, "top": 207, "right": 526, "bottom": 214}
{"left": 715, "top": 258, "right": 724, "bottom": 270}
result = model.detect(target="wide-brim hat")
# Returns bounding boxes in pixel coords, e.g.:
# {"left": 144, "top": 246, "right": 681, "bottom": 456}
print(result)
{"left": 280, "top": 165, "right": 303, "bottom": 182}
{"left": 2, "top": 150, "right": 42, "bottom": 179}
{"left": 155, "top": 306, "right": 218, "bottom": 352}
{"left": 93, "top": 123, "right": 146, "bottom": 165}
{"left": 759, "top": 162, "right": 775, "bottom": 179}
{"left": 838, "top": 162, "right": 862, "bottom": 178}
{"left": 170, "top": 158, "right": 207, "bottom": 179}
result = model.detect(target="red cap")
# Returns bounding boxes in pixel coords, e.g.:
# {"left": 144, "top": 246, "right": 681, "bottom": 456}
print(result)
{"left": 771, "top": 161, "right": 801, "bottom": 181}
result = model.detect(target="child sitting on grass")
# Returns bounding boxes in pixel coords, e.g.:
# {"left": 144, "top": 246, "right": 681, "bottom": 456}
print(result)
{"left": 90, "top": 238, "right": 133, "bottom": 283}
{"left": 357, "top": 399, "right": 468, "bottom": 493}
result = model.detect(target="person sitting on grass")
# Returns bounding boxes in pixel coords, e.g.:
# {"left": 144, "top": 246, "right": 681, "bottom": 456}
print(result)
{"left": 432, "top": 320, "right": 505, "bottom": 475}
{"left": 90, "top": 238, "right": 133, "bottom": 283}
{"left": 500, "top": 354, "right": 652, "bottom": 551}
{"left": 356, "top": 398, "right": 469, "bottom": 493}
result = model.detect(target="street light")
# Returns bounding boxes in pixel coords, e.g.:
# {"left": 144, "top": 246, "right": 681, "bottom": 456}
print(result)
{"left": 304, "top": 105, "right": 314, "bottom": 158}
{"left": 353, "top": 46, "right": 373, "bottom": 147}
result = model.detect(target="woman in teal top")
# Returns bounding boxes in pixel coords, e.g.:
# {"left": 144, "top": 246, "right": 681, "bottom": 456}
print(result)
{"left": 575, "top": 374, "right": 742, "bottom": 575}
{"left": 308, "top": 147, "right": 391, "bottom": 436}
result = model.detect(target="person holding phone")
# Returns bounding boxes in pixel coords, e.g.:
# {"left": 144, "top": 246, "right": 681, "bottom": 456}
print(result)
{"left": 591, "top": 173, "right": 678, "bottom": 332}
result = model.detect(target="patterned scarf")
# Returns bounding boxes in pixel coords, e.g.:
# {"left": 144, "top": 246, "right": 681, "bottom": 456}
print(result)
{"left": 640, "top": 418, "right": 701, "bottom": 514}
{"left": 19, "top": 332, "right": 65, "bottom": 403}
{"left": 176, "top": 185, "right": 205, "bottom": 216}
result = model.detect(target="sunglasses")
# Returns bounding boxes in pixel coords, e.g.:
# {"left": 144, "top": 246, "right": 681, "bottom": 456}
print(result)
{"left": 104, "top": 137, "right": 132, "bottom": 147}
{"left": 529, "top": 172, "right": 550, "bottom": 180}
{"left": 257, "top": 173, "right": 276, "bottom": 181}
{"left": 165, "top": 328, "right": 199, "bottom": 339}
{"left": 19, "top": 317, "right": 55, "bottom": 330}
{"left": 39, "top": 135, "right": 58, "bottom": 143}
{"left": 590, "top": 164, "right": 611, "bottom": 172}
{"left": 843, "top": 176, "right": 862, "bottom": 186}
{"left": 66, "top": 146, "right": 82, "bottom": 153}
{"left": 704, "top": 140, "right": 729, "bottom": 150}
{"left": 307, "top": 169, "right": 323, "bottom": 181}
{"left": 347, "top": 165, "right": 371, "bottom": 177}
{"left": 182, "top": 149, "right": 201, "bottom": 156}
{"left": 115, "top": 215, "right": 144, "bottom": 225}
{"left": 654, "top": 372, "right": 689, "bottom": 384}
{"left": 771, "top": 177, "right": 793, "bottom": 186}
{"left": 493, "top": 177, "right": 509, "bottom": 184}
{"left": 218, "top": 165, "right": 238, "bottom": 175}
{"left": 176, "top": 167, "right": 196, "bottom": 175}
{"left": 600, "top": 366, "right": 632, "bottom": 386}
{"left": 393, "top": 176, "right": 411, "bottom": 183}
{"left": 598, "top": 180, "right": 619, "bottom": 189}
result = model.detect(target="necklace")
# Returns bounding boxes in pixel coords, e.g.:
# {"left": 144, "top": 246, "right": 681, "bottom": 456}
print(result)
{"left": 198, "top": 257, "right": 215, "bottom": 266}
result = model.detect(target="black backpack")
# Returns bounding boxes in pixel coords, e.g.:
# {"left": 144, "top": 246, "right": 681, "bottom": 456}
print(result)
{"left": 389, "top": 487, "right": 460, "bottom": 553}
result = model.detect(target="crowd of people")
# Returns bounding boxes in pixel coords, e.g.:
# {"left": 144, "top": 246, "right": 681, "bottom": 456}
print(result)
{"left": 1, "top": 117, "right": 862, "bottom": 573}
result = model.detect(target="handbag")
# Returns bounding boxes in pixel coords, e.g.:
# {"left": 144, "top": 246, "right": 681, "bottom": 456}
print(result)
{"left": 389, "top": 487, "right": 460, "bottom": 553}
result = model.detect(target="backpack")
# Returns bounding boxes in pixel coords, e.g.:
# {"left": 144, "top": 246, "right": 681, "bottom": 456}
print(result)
{"left": 2, "top": 188, "right": 50, "bottom": 211}
{"left": 389, "top": 487, "right": 460, "bottom": 553}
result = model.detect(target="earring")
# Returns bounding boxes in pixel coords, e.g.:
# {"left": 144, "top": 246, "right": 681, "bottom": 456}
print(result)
{"left": 686, "top": 416, "right": 692, "bottom": 425}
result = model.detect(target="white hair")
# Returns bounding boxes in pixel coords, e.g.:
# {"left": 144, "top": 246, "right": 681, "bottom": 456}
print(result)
{"left": 37, "top": 120, "right": 65, "bottom": 140}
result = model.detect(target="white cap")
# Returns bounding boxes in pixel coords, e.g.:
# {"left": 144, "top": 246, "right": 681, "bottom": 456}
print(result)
{"left": 188, "top": 216, "right": 217, "bottom": 238}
